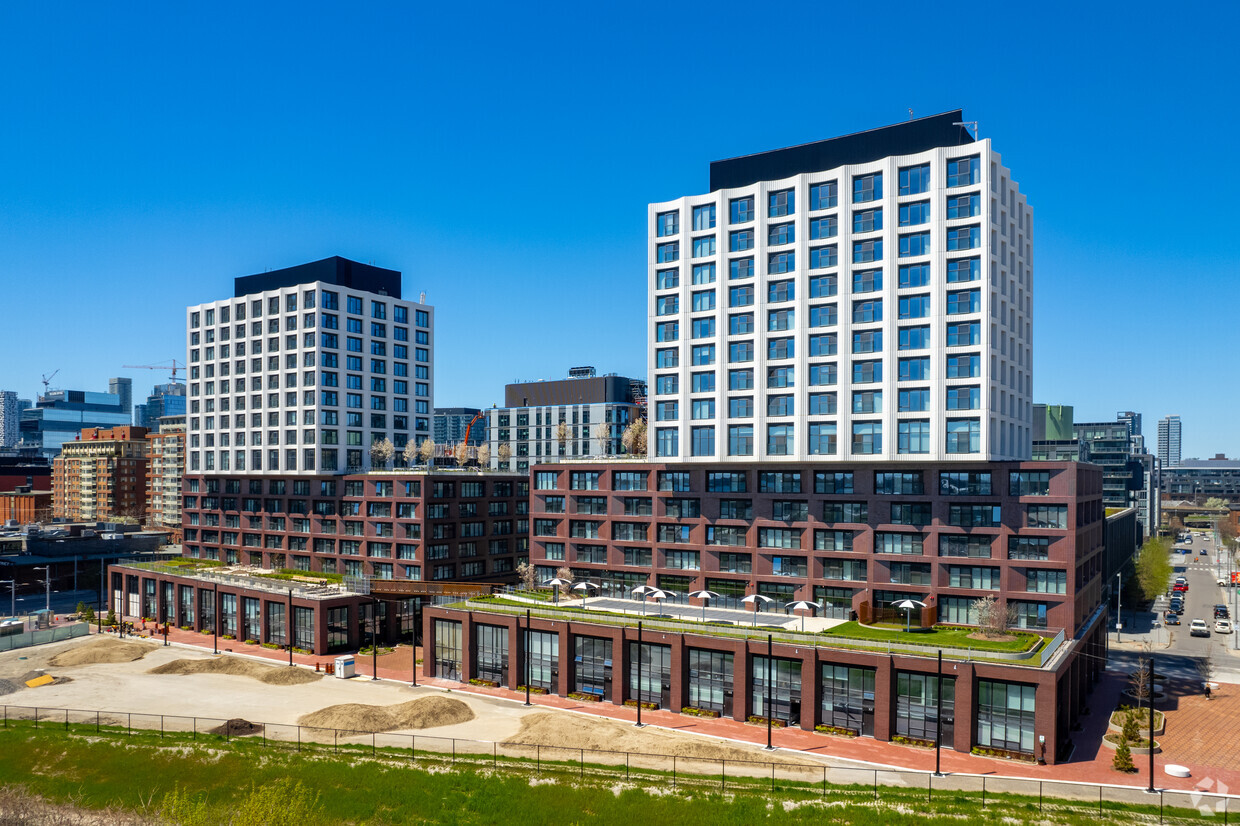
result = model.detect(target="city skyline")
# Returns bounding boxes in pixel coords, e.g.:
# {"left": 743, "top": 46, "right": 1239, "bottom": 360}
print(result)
{"left": 1, "top": 2, "right": 1237, "bottom": 459}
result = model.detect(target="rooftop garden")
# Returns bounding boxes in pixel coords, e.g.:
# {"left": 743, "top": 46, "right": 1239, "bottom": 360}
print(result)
{"left": 256, "top": 569, "right": 344, "bottom": 584}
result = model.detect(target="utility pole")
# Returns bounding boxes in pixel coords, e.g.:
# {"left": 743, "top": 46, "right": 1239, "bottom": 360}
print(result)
{"left": 1116, "top": 571, "right": 1122, "bottom": 643}
{"left": 934, "top": 650, "right": 943, "bottom": 776}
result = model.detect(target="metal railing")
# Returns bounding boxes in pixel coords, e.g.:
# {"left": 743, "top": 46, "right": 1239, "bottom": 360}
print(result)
{"left": 0, "top": 702, "right": 1233, "bottom": 823}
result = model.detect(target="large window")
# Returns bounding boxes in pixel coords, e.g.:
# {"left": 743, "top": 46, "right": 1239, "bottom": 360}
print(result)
{"left": 946, "top": 419, "right": 981, "bottom": 453}
{"left": 853, "top": 172, "right": 881, "bottom": 203}
{"left": 851, "top": 422, "right": 881, "bottom": 454}
{"left": 976, "top": 680, "right": 1036, "bottom": 753}
{"left": 895, "top": 673, "right": 954, "bottom": 744}
{"left": 687, "top": 650, "right": 733, "bottom": 716}
{"left": 752, "top": 656, "right": 801, "bottom": 724}
{"left": 525, "top": 630, "right": 559, "bottom": 691}
{"left": 820, "top": 665, "right": 875, "bottom": 735}
{"left": 897, "top": 420, "right": 930, "bottom": 454}
{"left": 947, "top": 155, "right": 980, "bottom": 188}
{"left": 475, "top": 624, "right": 509, "bottom": 685}
{"left": 433, "top": 619, "right": 462, "bottom": 681}
{"left": 1010, "top": 472, "right": 1051, "bottom": 496}
{"left": 628, "top": 641, "right": 671, "bottom": 707}
{"left": 899, "top": 163, "right": 930, "bottom": 195}
{"left": 574, "top": 636, "right": 613, "bottom": 698}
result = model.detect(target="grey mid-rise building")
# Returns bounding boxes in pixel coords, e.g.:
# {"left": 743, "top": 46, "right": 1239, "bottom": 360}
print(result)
{"left": 0, "top": 391, "right": 19, "bottom": 448}
{"left": 135, "top": 383, "right": 187, "bottom": 431}
{"left": 1158, "top": 415, "right": 1182, "bottom": 469}
{"left": 488, "top": 368, "right": 646, "bottom": 472}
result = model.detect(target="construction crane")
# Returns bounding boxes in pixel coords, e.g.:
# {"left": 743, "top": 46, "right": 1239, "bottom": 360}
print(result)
{"left": 462, "top": 411, "right": 486, "bottom": 447}
{"left": 122, "top": 360, "right": 185, "bottom": 383}
{"left": 40, "top": 369, "right": 59, "bottom": 400}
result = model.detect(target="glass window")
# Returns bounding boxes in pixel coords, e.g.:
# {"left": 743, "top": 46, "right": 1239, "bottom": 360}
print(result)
{"left": 853, "top": 172, "right": 882, "bottom": 203}
{"left": 729, "top": 313, "right": 754, "bottom": 335}
{"left": 976, "top": 680, "right": 1036, "bottom": 753}
{"left": 730, "top": 196, "right": 754, "bottom": 223}
{"left": 852, "top": 239, "right": 881, "bottom": 264}
{"left": 852, "top": 299, "right": 881, "bottom": 323}
{"left": 810, "top": 181, "right": 837, "bottom": 210}
{"left": 899, "top": 163, "right": 930, "bottom": 195}
{"left": 728, "top": 368, "right": 754, "bottom": 390}
{"left": 768, "top": 280, "right": 794, "bottom": 303}
{"left": 853, "top": 208, "right": 881, "bottom": 233}
{"left": 895, "top": 672, "right": 954, "bottom": 744}
{"left": 852, "top": 330, "right": 881, "bottom": 354}
{"left": 808, "top": 391, "right": 836, "bottom": 414}
{"left": 657, "top": 242, "right": 679, "bottom": 263}
{"left": 947, "top": 155, "right": 980, "bottom": 188}
{"left": 728, "top": 424, "right": 753, "bottom": 456}
{"left": 897, "top": 420, "right": 930, "bottom": 454}
{"left": 809, "top": 304, "right": 837, "bottom": 328}
{"left": 809, "top": 333, "right": 837, "bottom": 357}
{"left": 947, "top": 193, "right": 980, "bottom": 218}
{"left": 946, "top": 321, "right": 980, "bottom": 347}
{"left": 898, "top": 325, "right": 929, "bottom": 350}
{"left": 730, "top": 284, "right": 754, "bottom": 307}
{"left": 691, "top": 318, "right": 715, "bottom": 338}
{"left": 728, "top": 396, "right": 753, "bottom": 417}
{"left": 810, "top": 215, "right": 837, "bottom": 239}
{"left": 729, "top": 229, "right": 754, "bottom": 251}
{"left": 768, "top": 189, "right": 794, "bottom": 217}
{"left": 729, "top": 341, "right": 754, "bottom": 363}
{"left": 851, "top": 421, "right": 881, "bottom": 454}
{"left": 808, "top": 363, "right": 836, "bottom": 386}
{"left": 946, "top": 226, "right": 980, "bottom": 251}
{"left": 946, "top": 354, "right": 980, "bottom": 378}
{"left": 656, "top": 211, "right": 679, "bottom": 237}
{"left": 810, "top": 246, "right": 838, "bottom": 270}
{"left": 945, "top": 419, "right": 981, "bottom": 454}
{"left": 852, "top": 359, "right": 881, "bottom": 383}
{"left": 692, "top": 263, "right": 716, "bottom": 284}
{"left": 768, "top": 252, "right": 795, "bottom": 274}
{"left": 655, "top": 427, "right": 678, "bottom": 457}
{"left": 692, "top": 290, "right": 716, "bottom": 312}
{"left": 946, "top": 386, "right": 980, "bottom": 410}
{"left": 729, "top": 257, "right": 754, "bottom": 280}
{"left": 899, "top": 263, "right": 930, "bottom": 288}
{"left": 690, "top": 426, "right": 715, "bottom": 456}
{"left": 947, "top": 258, "right": 980, "bottom": 283}
{"left": 656, "top": 296, "right": 678, "bottom": 316}
{"left": 899, "top": 295, "right": 930, "bottom": 319}
{"left": 656, "top": 321, "right": 679, "bottom": 342}
{"left": 898, "top": 388, "right": 929, "bottom": 411}
{"left": 692, "top": 203, "right": 716, "bottom": 230}
{"left": 899, "top": 231, "right": 930, "bottom": 257}
{"left": 898, "top": 356, "right": 929, "bottom": 381}
{"left": 768, "top": 222, "right": 794, "bottom": 246}
{"left": 656, "top": 269, "right": 679, "bottom": 290}
{"left": 808, "top": 422, "right": 836, "bottom": 455}
{"left": 692, "top": 236, "right": 716, "bottom": 258}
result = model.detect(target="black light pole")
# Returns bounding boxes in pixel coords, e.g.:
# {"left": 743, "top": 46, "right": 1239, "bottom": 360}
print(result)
{"left": 765, "top": 634, "right": 774, "bottom": 750}
{"left": 371, "top": 597, "right": 380, "bottom": 681}
{"left": 1147, "top": 654, "right": 1156, "bottom": 793}
{"left": 523, "top": 608, "right": 531, "bottom": 706}
{"left": 212, "top": 585, "right": 218, "bottom": 655}
{"left": 411, "top": 598, "right": 418, "bottom": 687}
{"left": 287, "top": 588, "right": 294, "bottom": 666}
{"left": 934, "top": 650, "right": 943, "bottom": 776}
{"left": 635, "top": 621, "right": 644, "bottom": 728}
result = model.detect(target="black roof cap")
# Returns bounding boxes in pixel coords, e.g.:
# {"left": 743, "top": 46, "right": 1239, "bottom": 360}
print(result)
{"left": 709, "top": 110, "right": 974, "bottom": 191}
{"left": 234, "top": 256, "right": 402, "bottom": 299}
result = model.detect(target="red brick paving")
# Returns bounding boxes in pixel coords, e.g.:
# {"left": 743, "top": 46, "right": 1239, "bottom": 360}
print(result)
{"left": 79, "top": 624, "right": 1240, "bottom": 796}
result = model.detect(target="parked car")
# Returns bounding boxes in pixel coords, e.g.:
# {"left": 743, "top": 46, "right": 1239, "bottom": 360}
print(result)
{"left": 1215, "top": 619, "right": 1233, "bottom": 634}
{"left": 1214, "top": 605, "right": 1230, "bottom": 619}
{"left": 1169, "top": 601, "right": 1184, "bottom": 615}
{"left": 1190, "top": 619, "right": 1211, "bottom": 637}
{"left": 1164, "top": 612, "right": 1181, "bottom": 626}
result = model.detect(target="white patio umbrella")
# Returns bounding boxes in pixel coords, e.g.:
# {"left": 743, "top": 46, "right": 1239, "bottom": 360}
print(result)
{"left": 631, "top": 585, "right": 654, "bottom": 616}
{"left": 784, "top": 600, "right": 822, "bottom": 632}
{"left": 572, "top": 581, "right": 600, "bottom": 609}
{"left": 688, "top": 589, "right": 721, "bottom": 622}
{"left": 891, "top": 598, "right": 927, "bottom": 633}
{"left": 544, "top": 577, "right": 571, "bottom": 606}
{"left": 645, "top": 588, "right": 675, "bottom": 616}
{"left": 741, "top": 593, "right": 774, "bottom": 627}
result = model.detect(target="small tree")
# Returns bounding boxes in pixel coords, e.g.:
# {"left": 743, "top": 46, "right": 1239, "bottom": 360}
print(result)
{"left": 496, "top": 442, "right": 512, "bottom": 466}
{"left": 515, "top": 560, "right": 537, "bottom": 592}
{"left": 1197, "top": 652, "right": 1216, "bottom": 698}
{"left": 1121, "top": 709, "right": 1141, "bottom": 743}
{"left": 555, "top": 566, "right": 572, "bottom": 597}
{"left": 556, "top": 421, "right": 570, "bottom": 455}
{"left": 475, "top": 443, "right": 491, "bottom": 468}
{"left": 401, "top": 439, "right": 418, "bottom": 468}
{"left": 972, "top": 594, "right": 1016, "bottom": 637}
{"left": 1112, "top": 739, "right": 1136, "bottom": 772}
{"left": 1129, "top": 655, "right": 1152, "bottom": 705}
{"left": 621, "top": 418, "right": 647, "bottom": 457}
{"left": 452, "top": 441, "right": 469, "bottom": 467}
{"left": 418, "top": 438, "right": 436, "bottom": 467}
{"left": 592, "top": 422, "right": 611, "bottom": 456}
{"left": 105, "top": 607, "right": 117, "bottom": 627}
{"left": 1135, "top": 536, "right": 1173, "bottom": 602}
{"left": 369, "top": 437, "right": 395, "bottom": 470}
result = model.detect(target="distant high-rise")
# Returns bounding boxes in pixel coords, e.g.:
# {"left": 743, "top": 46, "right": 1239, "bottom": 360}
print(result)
{"left": 1117, "top": 411, "right": 1141, "bottom": 438}
{"left": 109, "top": 377, "right": 133, "bottom": 420}
{"left": 1158, "top": 415, "right": 1182, "bottom": 468}
{"left": 136, "top": 383, "right": 187, "bottom": 430}
{"left": 0, "top": 391, "right": 18, "bottom": 448}
{"left": 18, "top": 389, "right": 130, "bottom": 460}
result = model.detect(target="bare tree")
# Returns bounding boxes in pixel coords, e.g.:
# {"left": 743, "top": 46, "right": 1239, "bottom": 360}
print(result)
{"left": 1129, "top": 650, "right": 1152, "bottom": 704}
{"left": 401, "top": 439, "right": 418, "bottom": 468}
{"left": 1197, "top": 652, "right": 1216, "bottom": 698}
{"left": 417, "top": 438, "right": 436, "bottom": 467}
{"left": 475, "top": 443, "right": 491, "bottom": 468}
{"left": 972, "top": 594, "right": 1017, "bottom": 637}
{"left": 515, "top": 560, "right": 537, "bottom": 592}
{"left": 496, "top": 442, "right": 512, "bottom": 466}
{"left": 555, "top": 565, "right": 573, "bottom": 597}
{"left": 369, "top": 437, "right": 395, "bottom": 470}
{"left": 452, "top": 441, "right": 469, "bottom": 466}
{"left": 556, "top": 421, "right": 570, "bottom": 455}
{"left": 592, "top": 422, "right": 611, "bottom": 456}
{"left": 621, "top": 418, "right": 647, "bottom": 457}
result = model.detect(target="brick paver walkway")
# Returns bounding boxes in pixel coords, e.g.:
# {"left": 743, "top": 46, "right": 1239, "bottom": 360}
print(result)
{"left": 86, "top": 623, "right": 1240, "bottom": 796}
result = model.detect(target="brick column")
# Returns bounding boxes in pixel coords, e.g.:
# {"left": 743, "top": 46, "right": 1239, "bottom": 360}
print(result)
{"left": 459, "top": 613, "right": 474, "bottom": 682}
{"left": 873, "top": 656, "right": 894, "bottom": 741}
{"left": 556, "top": 625, "right": 571, "bottom": 697}
{"left": 614, "top": 626, "right": 630, "bottom": 706}
{"left": 508, "top": 615, "right": 522, "bottom": 690}
{"left": 799, "top": 653, "right": 817, "bottom": 732}
{"left": 734, "top": 641, "right": 752, "bottom": 722}
{"left": 669, "top": 634, "right": 686, "bottom": 713}
{"left": 952, "top": 664, "right": 975, "bottom": 755}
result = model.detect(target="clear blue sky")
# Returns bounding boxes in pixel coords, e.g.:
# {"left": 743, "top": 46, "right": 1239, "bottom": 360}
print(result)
{"left": 1, "top": 1, "right": 1236, "bottom": 458}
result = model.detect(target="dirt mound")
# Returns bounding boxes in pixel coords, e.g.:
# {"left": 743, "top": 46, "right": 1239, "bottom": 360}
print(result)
{"left": 49, "top": 639, "right": 154, "bottom": 667}
{"left": 298, "top": 696, "right": 475, "bottom": 733}
{"left": 147, "top": 657, "right": 320, "bottom": 685}
{"left": 508, "top": 712, "right": 807, "bottom": 764}
{"left": 210, "top": 718, "right": 264, "bottom": 736}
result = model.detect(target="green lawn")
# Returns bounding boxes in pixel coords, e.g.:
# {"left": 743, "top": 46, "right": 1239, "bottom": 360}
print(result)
{"left": 257, "top": 568, "right": 345, "bottom": 584}
{"left": 0, "top": 726, "right": 1204, "bottom": 825}
{"left": 821, "top": 622, "right": 1040, "bottom": 652}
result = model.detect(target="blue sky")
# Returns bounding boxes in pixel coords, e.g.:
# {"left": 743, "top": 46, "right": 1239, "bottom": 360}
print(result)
{"left": 1, "top": 1, "right": 1236, "bottom": 458}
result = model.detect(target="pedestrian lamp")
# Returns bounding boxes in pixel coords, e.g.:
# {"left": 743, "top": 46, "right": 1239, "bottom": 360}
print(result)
{"left": 32, "top": 566, "right": 50, "bottom": 612}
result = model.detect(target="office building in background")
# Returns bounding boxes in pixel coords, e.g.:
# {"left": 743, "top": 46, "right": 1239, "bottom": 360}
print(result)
{"left": 1158, "top": 415, "right": 1182, "bottom": 469}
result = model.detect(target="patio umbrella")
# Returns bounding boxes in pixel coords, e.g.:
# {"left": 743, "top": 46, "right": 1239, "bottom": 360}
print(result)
{"left": 741, "top": 593, "right": 774, "bottom": 627}
{"left": 631, "top": 585, "right": 654, "bottom": 616}
{"left": 645, "top": 588, "right": 675, "bottom": 616}
{"left": 688, "top": 589, "right": 721, "bottom": 622}
{"left": 891, "top": 598, "right": 927, "bottom": 633}
{"left": 784, "top": 600, "right": 822, "bottom": 632}
{"left": 572, "top": 581, "right": 599, "bottom": 609}
{"left": 544, "top": 577, "right": 571, "bottom": 606}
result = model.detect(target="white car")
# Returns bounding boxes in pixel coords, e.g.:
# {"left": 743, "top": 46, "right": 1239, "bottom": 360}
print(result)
{"left": 1190, "top": 619, "right": 1211, "bottom": 637}
{"left": 1216, "top": 620, "right": 1233, "bottom": 634}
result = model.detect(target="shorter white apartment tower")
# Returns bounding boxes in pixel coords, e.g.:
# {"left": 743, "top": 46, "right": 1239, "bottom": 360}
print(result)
{"left": 185, "top": 257, "right": 434, "bottom": 477}
{"left": 647, "top": 110, "right": 1032, "bottom": 463}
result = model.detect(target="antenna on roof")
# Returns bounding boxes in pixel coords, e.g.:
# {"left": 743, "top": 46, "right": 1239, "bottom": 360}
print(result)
{"left": 954, "top": 120, "right": 979, "bottom": 138}
{"left": 907, "top": 108, "right": 914, "bottom": 119}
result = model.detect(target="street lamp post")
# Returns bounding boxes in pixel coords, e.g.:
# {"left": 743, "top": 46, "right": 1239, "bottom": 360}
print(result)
{"left": 523, "top": 608, "right": 531, "bottom": 706}
{"left": 934, "top": 650, "right": 943, "bottom": 776}
{"left": 212, "top": 585, "right": 219, "bottom": 655}
{"left": 33, "top": 566, "right": 50, "bottom": 612}
{"left": 764, "top": 634, "right": 774, "bottom": 750}
{"left": 371, "top": 598, "right": 381, "bottom": 681}
{"left": 1116, "top": 571, "right": 1122, "bottom": 643}
{"left": 287, "top": 588, "right": 294, "bottom": 667}
{"left": 1147, "top": 654, "right": 1156, "bottom": 794}
{"left": 634, "top": 621, "right": 644, "bottom": 728}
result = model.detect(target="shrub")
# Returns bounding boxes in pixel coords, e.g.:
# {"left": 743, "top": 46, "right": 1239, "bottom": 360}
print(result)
{"left": 814, "top": 724, "right": 858, "bottom": 737}
{"left": 1122, "top": 710, "right": 1140, "bottom": 744}
{"left": 1113, "top": 741, "right": 1136, "bottom": 772}
{"left": 623, "top": 699, "right": 658, "bottom": 710}
{"left": 567, "top": 692, "right": 601, "bottom": 702}
{"left": 680, "top": 706, "right": 721, "bottom": 718}
{"left": 747, "top": 715, "right": 785, "bottom": 728}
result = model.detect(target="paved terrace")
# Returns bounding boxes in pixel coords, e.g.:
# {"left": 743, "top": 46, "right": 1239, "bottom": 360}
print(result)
{"left": 116, "top": 561, "right": 367, "bottom": 600}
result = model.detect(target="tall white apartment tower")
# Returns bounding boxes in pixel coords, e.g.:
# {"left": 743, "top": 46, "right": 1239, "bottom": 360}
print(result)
{"left": 647, "top": 111, "right": 1033, "bottom": 462}
{"left": 1157, "top": 415, "right": 1181, "bottom": 468}
{"left": 185, "top": 257, "right": 434, "bottom": 477}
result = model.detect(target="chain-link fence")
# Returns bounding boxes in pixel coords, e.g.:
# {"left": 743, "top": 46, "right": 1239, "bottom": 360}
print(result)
{"left": 0, "top": 703, "right": 1234, "bottom": 823}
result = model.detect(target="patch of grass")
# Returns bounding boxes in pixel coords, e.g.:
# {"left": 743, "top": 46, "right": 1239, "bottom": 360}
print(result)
{"left": 0, "top": 726, "right": 1206, "bottom": 826}
{"left": 821, "top": 622, "right": 1040, "bottom": 653}
{"left": 257, "top": 569, "right": 344, "bottom": 584}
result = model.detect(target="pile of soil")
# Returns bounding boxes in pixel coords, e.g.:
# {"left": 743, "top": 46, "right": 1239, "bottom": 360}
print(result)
{"left": 298, "top": 696, "right": 475, "bottom": 733}
{"left": 147, "top": 657, "right": 320, "bottom": 685}
{"left": 0, "top": 671, "right": 73, "bottom": 696}
{"left": 49, "top": 639, "right": 154, "bottom": 667}
{"left": 209, "top": 718, "right": 265, "bottom": 736}
{"left": 508, "top": 712, "right": 806, "bottom": 764}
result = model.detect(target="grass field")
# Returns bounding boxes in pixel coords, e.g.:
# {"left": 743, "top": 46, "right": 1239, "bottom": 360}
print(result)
{"left": 0, "top": 723, "right": 1222, "bottom": 825}
{"left": 820, "top": 622, "right": 1040, "bottom": 652}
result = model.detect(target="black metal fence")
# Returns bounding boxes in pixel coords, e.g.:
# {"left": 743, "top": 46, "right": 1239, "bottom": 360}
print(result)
{"left": 0, "top": 703, "right": 1234, "bottom": 824}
